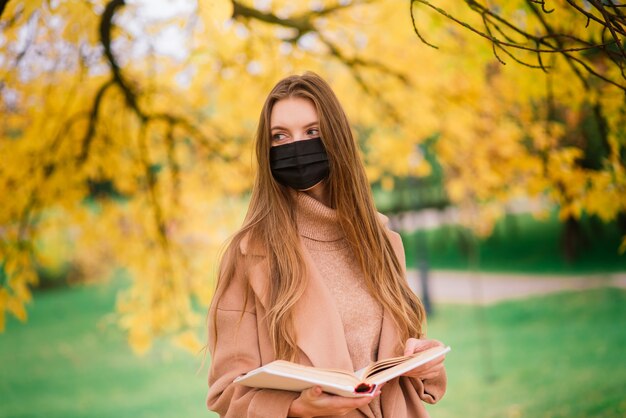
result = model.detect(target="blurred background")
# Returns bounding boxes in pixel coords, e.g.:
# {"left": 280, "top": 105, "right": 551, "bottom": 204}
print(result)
{"left": 1, "top": 0, "right": 625, "bottom": 417}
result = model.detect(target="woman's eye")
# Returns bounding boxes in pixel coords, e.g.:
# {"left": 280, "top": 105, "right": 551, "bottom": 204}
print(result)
{"left": 307, "top": 128, "right": 319, "bottom": 136}
{"left": 272, "top": 133, "right": 286, "bottom": 141}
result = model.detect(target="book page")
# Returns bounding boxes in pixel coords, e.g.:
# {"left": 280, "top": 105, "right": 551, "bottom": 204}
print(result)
{"left": 264, "top": 361, "right": 360, "bottom": 384}
{"left": 362, "top": 354, "right": 415, "bottom": 377}
{"left": 234, "top": 360, "right": 370, "bottom": 398}
{"left": 365, "top": 346, "right": 451, "bottom": 384}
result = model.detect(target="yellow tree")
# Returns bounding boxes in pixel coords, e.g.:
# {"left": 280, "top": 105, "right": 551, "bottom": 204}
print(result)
{"left": 1, "top": 0, "right": 624, "bottom": 352}
{"left": 411, "top": 0, "right": 626, "bottom": 257}
{"left": 0, "top": 0, "right": 444, "bottom": 352}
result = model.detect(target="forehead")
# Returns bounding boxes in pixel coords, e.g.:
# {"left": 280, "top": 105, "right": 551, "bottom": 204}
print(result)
{"left": 270, "top": 97, "right": 318, "bottom": 129}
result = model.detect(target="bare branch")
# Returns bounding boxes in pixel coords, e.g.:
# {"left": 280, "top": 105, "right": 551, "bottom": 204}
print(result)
{"left": 410, "top": 0, "right": 626, "bottom": 91}
{"left": 417, "top": 0, "right": 612, "bottom": 53}
{"left": 589, "top": 0, "right": 626, "bottom": 63}
{"left": 409, "top": 0, "right": 438, "bottom": 48}
{"left": 498, "top": 41, "right": 549, "bottom": 69}
{"left": 564, "top": 0, "right": 610, "bottom": 29}
{"left": 529, "top": 0, "right": 554, "bottom": 14}
{"left": 526, "top": 1, "right": 589, "bottom": 88}
{"left": 482, "top": 13, "right": 508, "bottom": 65}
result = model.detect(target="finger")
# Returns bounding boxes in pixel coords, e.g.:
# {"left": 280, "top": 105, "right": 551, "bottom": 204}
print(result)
{"left": 410, "top": 356, "right": 444, "bottom": 373}
{"left": 403, "top": 338, "right": 419, "bottom": 356}
{"left": 315, "top": 394, "right": 374, "bottom": 412}
{"left": 405, "top": 338, "right": 442, "bottom": 355}
{"left": 425, "top": 356, "right": 445, "bottom": 367}
{"left": 352, "top": 395, "right": 377, "bottom": 407}
{"left": 431, "top": 339, "right": 445, "bottom": 348}
{"left": 302, "top": 386, "right": 323, "bottom": 400}
{"left": 403, "top": 360, "right": 445, "bottom": 379}
{"left": 417, "top": 339, "right": 441, "bottom": 351}
{"left": 411, "top": 363, "right": 445, "bottom": 379}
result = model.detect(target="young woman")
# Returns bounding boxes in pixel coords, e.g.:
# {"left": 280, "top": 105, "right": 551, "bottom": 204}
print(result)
{"left": 206, "top": 72, "right": 447, "bottom": 418}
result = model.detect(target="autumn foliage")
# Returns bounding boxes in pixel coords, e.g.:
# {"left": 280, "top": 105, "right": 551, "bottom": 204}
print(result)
{"left": 1, "top": 0, "right": 624, "bottom": 352}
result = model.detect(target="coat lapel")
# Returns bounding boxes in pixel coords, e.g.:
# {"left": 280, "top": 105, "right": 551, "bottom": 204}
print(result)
{"left": 242, "top": 235, "right": 384, "bottom": 418}
{"left": 292, "top": 243, "right": 381, "bottom": 418}
{"left": 243, "top": 236, "right": 353, "bottom": 371}
{"left": 377, "top": 308, "right": 402, "bottom": 360}
{"left": 377, "top": 308, "right": 404, "bottom": 416}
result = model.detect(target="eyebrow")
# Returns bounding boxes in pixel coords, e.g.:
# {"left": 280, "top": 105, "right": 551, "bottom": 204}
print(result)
{"left": 270, "top": 121, "right": 319, "bottom": 131}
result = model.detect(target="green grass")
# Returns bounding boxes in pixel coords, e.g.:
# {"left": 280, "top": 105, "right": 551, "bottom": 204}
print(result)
{"left": 402, "top": 212, "right": 626, "bottom": 274}
{"left": 2, "top": 282, "right": 625, "bottom": 417}
{"left": 0, "top": 281, "right": 216, "bottom": 418}
{"left": 425, "top": 288, "right": 626, "bottom": 418}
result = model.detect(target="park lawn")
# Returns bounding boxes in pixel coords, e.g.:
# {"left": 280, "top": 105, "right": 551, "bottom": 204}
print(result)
{"left": 0, "top": 280, "right": 217, "bottom": 418}
{"left": 1, "top": 281, "right": 625, "bottom": 417}
{"left": 401, "top": 211, "right": 626, "bottom": 274}
{"left": 425, "top": 287, "right": 626, "bottom": 418}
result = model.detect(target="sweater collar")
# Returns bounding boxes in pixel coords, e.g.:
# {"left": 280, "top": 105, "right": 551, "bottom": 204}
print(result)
{"left": 294, "top": 192, "right": 344, "bottom": 242}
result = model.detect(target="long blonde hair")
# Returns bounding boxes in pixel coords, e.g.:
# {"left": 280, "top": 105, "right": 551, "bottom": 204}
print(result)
{"left": 212, "top": 72, "right": 425, "bottom": 361}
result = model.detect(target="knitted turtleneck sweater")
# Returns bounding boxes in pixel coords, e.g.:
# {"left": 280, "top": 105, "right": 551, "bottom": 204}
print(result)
{"left": 295, "top": 192, "right": 384, "bottom": 418}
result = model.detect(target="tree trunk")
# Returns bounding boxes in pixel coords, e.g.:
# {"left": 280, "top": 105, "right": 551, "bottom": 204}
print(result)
{"left": 561, "top": 216, "right": 585, "bottom": 263}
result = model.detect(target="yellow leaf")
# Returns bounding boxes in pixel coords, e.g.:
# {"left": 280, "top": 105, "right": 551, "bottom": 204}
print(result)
{"left": 173, "top": 330, "right": 204, "bottom": 354}
{"left": 381, "top": 176, "right": 394, "bottom": 192}
{"left": 0, "top": 288, "right": 9, "bottom": 305}
{"left": 6, "top": 296, "right": 27, "bottom": 322}
{"left": 198, "top": 0, "right": 234, "bottom": 27}
{"left": 129, "top": 328, "right": 152, "bottom": 356}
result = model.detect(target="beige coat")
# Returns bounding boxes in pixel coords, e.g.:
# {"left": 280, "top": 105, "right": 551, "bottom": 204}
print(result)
{"left": 206, "top": 227, "right": 447, "bottom": 417}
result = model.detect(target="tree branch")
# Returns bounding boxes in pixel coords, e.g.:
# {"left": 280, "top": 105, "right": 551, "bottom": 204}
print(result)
{"left": 411, "top": 0, "right": 625, "bottom": 91}
{"left": 231, "top": 0, "right": 314, "bottom": 40}
{"left": 526, "top": 1, "right": 589, "bottom": 88}
{"left": 588, "top": 0, "right": 626, "bottom": 63}
{"left": 0, "top": 0, "right": 10, "bottom": 20}
{"left": 136, "top": 124, "right": 170, "bottom": 251}
{"left": 231, "top": 0, "right": 409, "bottom": 120}
{"left": 78, "top": 79, "right": 115, "bottom": 164}
{"left": 100, "top": 0, "right": 144, "bottom": 119}
{"left": 96, "top": 0, "right": 232, "bottom": 167}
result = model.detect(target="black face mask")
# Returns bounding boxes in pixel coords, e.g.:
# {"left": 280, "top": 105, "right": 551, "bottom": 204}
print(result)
{"left": 269, "top": 137, "right": 330, "bottom": 190}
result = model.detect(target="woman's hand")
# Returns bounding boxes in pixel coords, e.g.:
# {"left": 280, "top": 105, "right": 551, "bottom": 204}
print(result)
{"left": 401, "top": 338, "right": 446, "bottom": 380}
{"left": 288, "top": 386, "right": 381, "bottom": 418}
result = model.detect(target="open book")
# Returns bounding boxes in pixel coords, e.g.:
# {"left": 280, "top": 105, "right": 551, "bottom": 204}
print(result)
{"left": 234, "top": 345, "right": 450, "bottom": 398}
